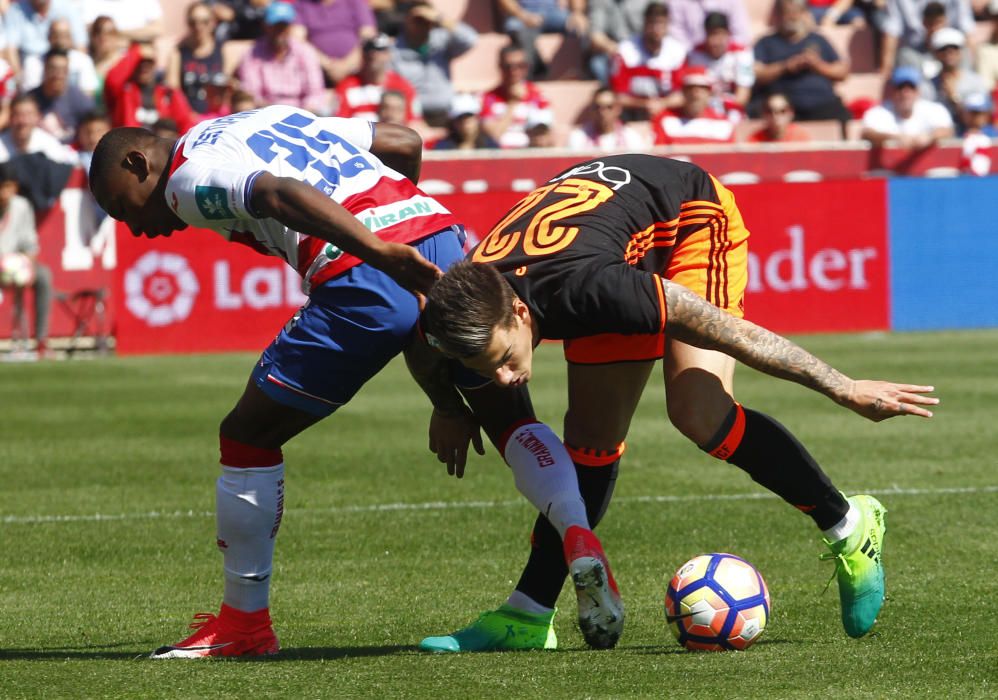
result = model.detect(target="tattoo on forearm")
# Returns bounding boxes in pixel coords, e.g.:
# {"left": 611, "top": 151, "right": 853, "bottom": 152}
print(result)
{"left": 663, "top": 282, "right": 852, "bottom": 401}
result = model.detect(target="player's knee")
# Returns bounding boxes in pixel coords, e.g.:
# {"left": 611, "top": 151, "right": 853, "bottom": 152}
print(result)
{"left": 564, "top": 409, "right": 628, "bottom": 451}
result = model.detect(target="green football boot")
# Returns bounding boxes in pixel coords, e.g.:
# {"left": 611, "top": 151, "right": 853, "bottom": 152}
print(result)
{"left": 821, "top": 494, "right": 888, "bottom": 638}
{"left": 419, "top": 605, "right": 557, "bottom": 652}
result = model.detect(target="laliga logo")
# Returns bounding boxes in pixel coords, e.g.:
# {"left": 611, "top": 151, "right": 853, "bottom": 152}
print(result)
{"left": 124, "top": 251, "right": 200, "bottom": 326}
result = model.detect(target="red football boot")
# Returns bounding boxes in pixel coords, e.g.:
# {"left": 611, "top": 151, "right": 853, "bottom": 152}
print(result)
{"left": 563, "top": 525, "right": 624, "bottom": 649}
{"left": 150, "top": 604, "right": 279, "bottom": 659}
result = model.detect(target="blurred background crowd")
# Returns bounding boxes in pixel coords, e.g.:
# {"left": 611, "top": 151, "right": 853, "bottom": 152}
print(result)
{"left": 1, "top": 0, "right": 997, "bottom": 357}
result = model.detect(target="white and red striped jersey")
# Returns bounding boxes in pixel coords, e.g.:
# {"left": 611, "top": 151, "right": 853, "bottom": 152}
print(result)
{"left": 652, "top": 107, "right": 735, "bottom": 145}
{"left": 165, "top": 105, "right": 459, "bottom": 293}
{"left": 335, "top": 71, "right": 419, "bottom": 122}
{"left": 480, "top": 83, "right": 551, "bottom": 149}
{"left": 610, "top": 35, "right": 687, "bottom": 98}
{"left": 685, "top": 42, "right": 754, "bottom": 117}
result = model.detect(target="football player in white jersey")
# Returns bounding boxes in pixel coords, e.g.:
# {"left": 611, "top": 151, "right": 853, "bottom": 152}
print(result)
{"left": 88, "top": 106, "right": 487, "bottom": 659}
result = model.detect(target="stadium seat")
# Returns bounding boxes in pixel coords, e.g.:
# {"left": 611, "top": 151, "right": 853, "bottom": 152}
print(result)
{"left": 536, "top": 33, "right": 587, "bottom": 80}
{"left": 745, "top": 0, "right": 776, "bottom": 30}
{"left": 223, "top": 39, "right": 253, "bottom": 75}
{"left": 451, "top": 32, "right": 507, "bottom": 93}
{"left": 799, "top": 119, "right": 843, "bottom": 141}
{"left": 734, "top": 118, "right": 764, "bottom": 142}
{"left": 845, "top": 119, "right": 866, "bottom": 141}
{"left": 717, "top": 171, "right": 761, "bottom": 184}
{"left": 538, "top": 79, "right": 600, "bottom": 128}
{"left": 824, "top": 25, "right": 878, "bottom": 73}
{"left": 161, "top": 1, "right": 187, "bottom": 40}
{"left": 838, "top": 72, "right": 884, "bottom": 105}
{"left": 783, "top": 169, "right": 824, "bottom": 181}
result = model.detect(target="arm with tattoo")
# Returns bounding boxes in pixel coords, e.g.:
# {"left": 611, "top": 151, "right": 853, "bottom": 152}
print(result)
{"left": 662, "top": 280, "right": 938, "bottom": 421}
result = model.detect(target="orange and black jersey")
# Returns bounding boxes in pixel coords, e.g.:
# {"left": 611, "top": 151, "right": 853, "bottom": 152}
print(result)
{"left": 469, "top": 154, "right": 732, "bottom": 340}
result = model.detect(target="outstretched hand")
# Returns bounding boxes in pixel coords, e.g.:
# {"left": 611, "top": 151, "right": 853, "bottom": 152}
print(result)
{"left": 429, "top": 407, "right": 485, "bottom": 478}
{"left": 841, "top": 381, "right": 939, "bottom": 421}
{"left": 375, "top": 242, "right": 443, "bottom": 296}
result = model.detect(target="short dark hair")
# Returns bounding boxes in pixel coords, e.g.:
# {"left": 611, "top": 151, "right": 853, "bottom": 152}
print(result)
{"left": 10, "top": 94, "right": 39, "bottom": 111}
{"left": 0, "top": 161, "right": 17, "bottom": 184}
{"left": 923, "top": 1, "right": 946, "bottom": 21}
{"left": 422, "top": 261, "right": 517, "bottom": 358}
{"left": 78, "top": 110, "right": 109, "bottom": 127}
{"left": 44, "top": 47, "right": 69, "bottom": 64}
{"left": 499, "top": 43, "right": 526, "bottom": 63}
{"left": 644, "top": 2, "right": 669, "bottom": 21}
{"left": 88, "top": 126, "right": 155, "bottom": 195}
{"left": 704, "top": 12, "right": 730, "bottom": 33}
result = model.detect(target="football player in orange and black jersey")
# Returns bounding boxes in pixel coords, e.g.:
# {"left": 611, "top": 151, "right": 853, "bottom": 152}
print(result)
{"left": 413, "top": 154, "right": 938, "bottom": 652}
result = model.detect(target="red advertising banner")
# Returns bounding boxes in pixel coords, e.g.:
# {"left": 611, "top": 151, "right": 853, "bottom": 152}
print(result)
{"left": 113, "top": 179, "right": 888, "bottom": 354}
{"left": 115, "top": 225, "right": 305, "bottom": 354}
{"left": 0, "top": 171, "right": 115, "bottom": 342}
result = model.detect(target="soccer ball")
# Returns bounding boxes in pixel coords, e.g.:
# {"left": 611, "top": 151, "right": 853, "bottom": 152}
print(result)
{"left": 0, "top": 252, "right": 34, "bottom": 287}
{"left": 665, "top": 553, "right": 771, "bottom": 651}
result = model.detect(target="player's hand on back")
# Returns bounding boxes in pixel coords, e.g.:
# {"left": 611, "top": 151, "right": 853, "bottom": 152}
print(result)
{"left": 428, "top": 406, "right": 485, "bottom": 478}
{"left": 373, "top": 241, "right": 442, "bottom": 296}
{"left": 840, "top": 380, "right": 939, "bottom": 421}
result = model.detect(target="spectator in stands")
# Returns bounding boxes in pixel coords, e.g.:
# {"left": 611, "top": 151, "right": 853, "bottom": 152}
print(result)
{"left": 75, "top": 111, "right": 110, "bottom": 173}
{"left": 977, "top": 6, "right": 998, "bottom": 90}
{"left": 586, "top": 0, "right": 648, "bottom": 85}
{"left": 0, "top": 162, "right": 52, "bottom": 359}
{"left": 610, "top": 2, "right": 688, "bottom": 119}
{"left": 894, "top": 2, "right": 949, "bottom": 78}
{"left": 927, "top": 27, "right": 987, "bottom": 126}
{"left": 668, "top": 0, "right": 753, "bottom": 50}
{"left": 76, "top": 0, "right": 163, "bottom": 43}
{"left": 29, "top": 49, "right": 96, "bottom": 143}
{"left": 498, "top": 0, "right": 588, "bottom": 79}
{"left": 861, "top": 65, "right": 954, "bottom": 146}
{"left": 433, "top": 93, "right": 500, "bottom": 150}
{"left": 752, "top": 0, "right": 852, "bottom": 125}
{"left": 5, "top": 0, "right": 87, "bottom": 64}
{"left": 392, "top": 1, "right": 477, "bottom": 126}
{"left": 568, "top": 86, "right": 649, "bottom": 150}
{"left": 166, "top": 1, "right": 229, "bottom": 117}
{"left": 815, "top": 0, "right": 888, "bottom": 28}
{"left": 481, "top": 44, "right": 552, "bottom": 148}
{"left": 652, "top": 65, "right": 735, "bottom": 143}
{"left": 525, "top": 108, "right": 557, "bottom": 147}
{"left": 0, "top": 95, "right": 78, "bottom": 164}
{"left": 375, "top": 89, "right": 408, "bottom": 125}
{"left": 686, "top": 12, "right": 755, "bottom": 120}
{"left": 89, "top": 16, "right": 125, "bottom": 89}
{"left": 198, "top": 74, "right": 236, "bottom": 119}
{"left": 336, "top": 34, "right": 418, "bottom": 122}
{"left": 371, "top": 0, "right": 409, "bottom": 37}
{"left": 959, "top": 91, "right": 997, "bottom": 135}
{"left": 206, "top": 0, "right": 269, "bottom": 42}
{"left": 0, "top": 55, "right": 17, "bottom": 134}
{"left": 295, "top": 0, "right": 377, "bottom": 86}
{"left": 748, "top": 92, "right": 814, "bottom": 141}
{"left": 22, "top": 19, "right": 99, "bottom": 96}
{"left": 104, "top": 41, "right": 195, "bottom": 132}
{"left": 237, "top": 2, "right": 328, "bottom": 115}
{"left": 230, "top": 88, "right": 257, "bottom": 112}
{"left": 881, "top": 0, "right": 974, "bottom": 81}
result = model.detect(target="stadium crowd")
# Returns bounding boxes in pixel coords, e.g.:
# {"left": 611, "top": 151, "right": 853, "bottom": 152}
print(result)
{"left": 0, "top": 0, "right": 996, "bottom": 357}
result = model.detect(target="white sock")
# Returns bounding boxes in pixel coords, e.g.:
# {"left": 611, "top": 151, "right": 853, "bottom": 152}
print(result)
{"left": 216, "top": 464, "right": 285, "bottom": 612}
{"left": 822, "top": 501, "right": 860, "bottom": 543}
{"left": 503, "top": 422, "right": 589, "bottom": 538}
{"left": 506, "top": 590, "right": 554, "bottom": 615}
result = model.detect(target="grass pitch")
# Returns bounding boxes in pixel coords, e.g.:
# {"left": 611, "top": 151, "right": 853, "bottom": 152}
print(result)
{"left": 1, "top": 330, "right": 997, "bottom": 699}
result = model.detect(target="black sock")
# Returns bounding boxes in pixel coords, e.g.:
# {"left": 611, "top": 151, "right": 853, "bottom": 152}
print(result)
{"left": 513, "top": 459, "right": 619, "bottom": 609}
{"left": 703, "top": 404, "right": 848, "bottom": 530}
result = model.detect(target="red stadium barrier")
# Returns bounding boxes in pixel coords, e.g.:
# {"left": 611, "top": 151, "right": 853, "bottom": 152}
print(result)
{"left": 113, "top": 178, "right": 887, "bottom": 354}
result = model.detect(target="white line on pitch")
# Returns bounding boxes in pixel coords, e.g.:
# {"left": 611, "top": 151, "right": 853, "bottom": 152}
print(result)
{"left": 2, "top": 484, "right": 996, "bottom": 526}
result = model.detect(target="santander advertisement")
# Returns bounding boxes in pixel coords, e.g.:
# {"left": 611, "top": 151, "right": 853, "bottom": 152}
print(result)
{"left": 113, "top": 179, "right": 888, "bottom": 354}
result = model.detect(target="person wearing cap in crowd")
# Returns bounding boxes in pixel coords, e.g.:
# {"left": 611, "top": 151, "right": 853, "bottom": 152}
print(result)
{"left": 685, "top": 12, "right": 754, "bottom": 120}
{"left": 652, "top": 65, "right": 735, "bottom": 144}
{"left": 167, "top": 1, "right": 229, "bottom": 117}
{"left": 748, "top": 91, "right": 813, "bottom": 142}
{"left": 861, "top": 64, "right": 954, "bottom": 147}
{"left": 880, "top": 0, "right": 974, "bottom": 86}
{"left": 433, "top": 93, "right": 499, "bottom": 150}
{"left": 481, "top": 43, "right": 552, "bottom": 148}
{"left": 102, "top": 40, "right": 195, "bottom": 133}
{"left": 927, "top": 27, "right": 987, "bottom": 127}
{"left": 21, "top": 18, "right": 99, "bottom": 97}
{"left": 752, "top": 0, "right": 851, "bottom": 126}
{"left": 392, "top": 0, "right": 478, "bottom": 126}
{"left": 567, "top": 86, "right": 649, "bottom": 151}
{"left": 525, "top": 107, "right": 556, "bottom": 147}
{"left": 335, "top": 34, "right": 419, "bottom": 123}
{"left": 238, "top": 2, "right": 328, "bottom": 116}
{"left": 294, "top": 0, "right": 377, "bottom": 86}
{"left": 29, "top": 48, "right": 96, "bottom": 143}
{"left": 958, "top": 91, "right": 996, "bottom": 174}
{"left": 976, "top": 2, "right": 998, "bottom": 92}
{"left": 4, "top": 0, "right": 87, "bottom": 66}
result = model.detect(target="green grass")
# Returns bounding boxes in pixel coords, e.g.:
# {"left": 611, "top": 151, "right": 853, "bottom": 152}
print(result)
{"left": 1, "top": 330, "right": 997, "bottom": 698}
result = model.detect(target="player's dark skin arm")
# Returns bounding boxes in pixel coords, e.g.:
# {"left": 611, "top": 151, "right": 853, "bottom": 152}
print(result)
{"left": 369, "top": 122, "right": 423, "bottom": 185}
{"left": 662, "top": 281, "right": 938, "bottom": 421}
{"left": 250, "top": 173, "right": 440, "bottom": 294}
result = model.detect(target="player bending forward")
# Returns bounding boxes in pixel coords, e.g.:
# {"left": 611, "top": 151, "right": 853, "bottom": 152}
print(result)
{"left": 415, "top": 154, "right": 938, "bottom": 651}
{"left": 89, "top": 107, "right": 615, "bottom": 659}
